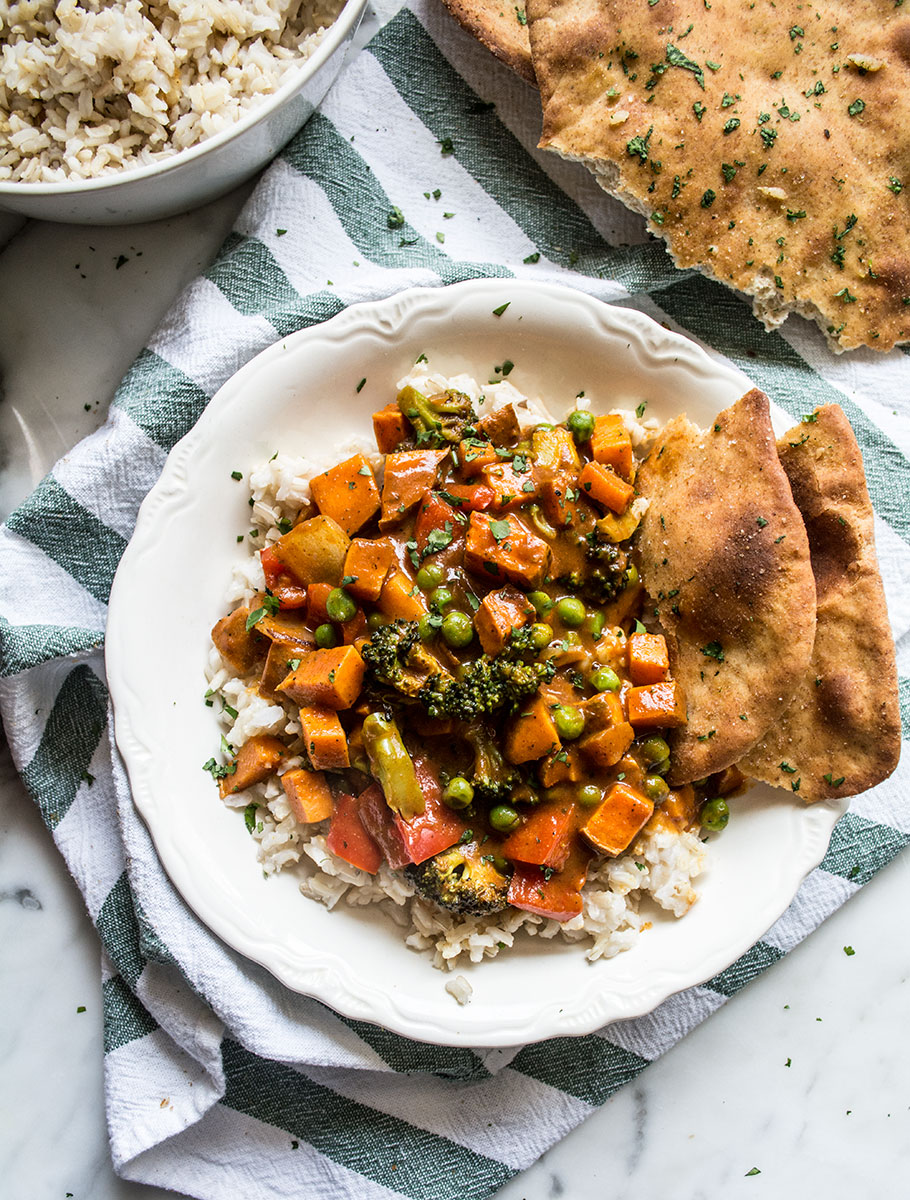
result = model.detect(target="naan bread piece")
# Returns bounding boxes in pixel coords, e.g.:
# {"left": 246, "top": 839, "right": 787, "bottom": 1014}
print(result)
{"left": 634, "top": 388, "right": 816, "bottom": 785}
{"left": 740, "top": 405, "right": 900, "bottom": 802}
{"left": 527, "top": 0, "right": 910, "bottom": 351}
{"left": 441, "top": 0, "right": 537, "bottom": 84}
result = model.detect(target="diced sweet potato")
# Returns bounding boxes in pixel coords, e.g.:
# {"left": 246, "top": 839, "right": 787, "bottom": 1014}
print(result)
{"left": 211, "top": 606, "right": 267, "bottom": 674}
{"left": 531, "top": 426, "right": 580, "bottom": 475}
{"left": 581, "top": 690, "right": 626, "bottom": 732}
{"left": 343, "top": 538, "right": 395, "bottom": 603}
{"left": 464, "top": 511, "right": 550, "bottom": 590}
{"left": 306, "top": 581, "right": 333, "bottom": 626}
{"left": 259, "top": 638, "right": 311, "bottom": 700}
{"left": 270, "top": 515, "right": 350, "bottom": 586}
{"left": 578, "top": 722, "right": 635, "bottom": 769}
{"left": 372, "top": 404, "right": 409, "bottom": 454}
{"left": 505, "top": 694, "right": 560, "bottom": 765}
{"left": 219, "top": 734, "right": 287, "bottom": 797}
{"left": 380, "top": 450, "right": 449, "bottom": 526}
{"left": 299, "top": 705, "right": 349, "bottom": 770}
{"left": 591, "top": 414, "right": 634, "bottom": 480}
{"left": 579, "top": 461, "right": 635, "bottom": 514}
{"left": 441, "top": 482, "right": 496, "bottom": 511}
{"left": 256, "top": 608, "right": 312, "bottom": 646}
{"left": 627, "top": 680, "right": 687, "bottom": 728}
{"left": 340, "top": 610, "right": 367, "bottom": 645}
{"left": 500, "top": 800, "right": 575, "bottom": 869}
{"left": 278, "top": 645, "right": 365, "bottom": 709}
{"left": 628, "top": 632, "right": 670, "bottom": 685}
{"left": 482, "top": 460, "right": 539, "bottom": 510}
{"left": 476, "top": 402, "right": 520, "bottom": 445}
{"left": 309, "top": 453, "right": 381, "bottom": 535}
{"left": 538, "top": 477, "right": 595, "bottom": 531}
{"left": 537, "top": 747, "right": 584, "bottom": 787}
{"left": 457, "top": 438, "right": 498, "bottom": 478}
{"left": 580, "top": 782, "right": 653, "bottom": 856}
{"left": 475, "top": 586, "right": 534, "bottom": 655}
{"left": 378, "top": 570, "right": 428, "bottom": 621}
{"left": 282, "top": 768, "right": 334, "bottom": 823}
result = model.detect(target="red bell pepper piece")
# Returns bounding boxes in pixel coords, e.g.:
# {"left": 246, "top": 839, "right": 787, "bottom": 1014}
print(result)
{"left": 507, "top": 845, "right": 590, "bottom": 922}
{"left": 260, "top": 545, "right": 308, "bottom": 609}
{"left": 326, "top": 791, "right": 382, "bottom": 874}
{"left": 414, "top": 492, "right": 464, "bottom": 558}
{"left": 358, "top": 759, "right": 468, "bottom": 868}
{"left": 441, "top": 482, "right": 495, "bottom": 512}
{"left": 500, "top": 800, "right": 576, "bottom": 871}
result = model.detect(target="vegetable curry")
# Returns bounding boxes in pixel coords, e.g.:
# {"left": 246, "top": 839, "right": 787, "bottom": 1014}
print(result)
{"left": 211, "top": 383, "right": 731, "bottom": 923}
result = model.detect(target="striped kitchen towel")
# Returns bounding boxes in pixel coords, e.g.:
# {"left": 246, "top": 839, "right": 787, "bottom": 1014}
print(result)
{"left": 1, "top": 2, "right": 909, "bottom": 1197}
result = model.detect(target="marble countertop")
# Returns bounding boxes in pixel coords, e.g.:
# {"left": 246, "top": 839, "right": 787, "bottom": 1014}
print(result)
{"left": 2, "top": 114, "right": 909, "bottom": 1200}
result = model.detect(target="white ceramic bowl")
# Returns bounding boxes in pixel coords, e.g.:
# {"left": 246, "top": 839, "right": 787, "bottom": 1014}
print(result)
{"left": 106, "top": 280, "right": 846, "bottom": 1045}
{"left": 0, "top": 0, "right": 366, "bottom": 226}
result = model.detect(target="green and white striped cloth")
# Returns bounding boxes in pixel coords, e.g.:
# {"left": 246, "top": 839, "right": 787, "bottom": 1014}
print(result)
{"left": 2, "top": 4, "right": 909, "bottom": 1196}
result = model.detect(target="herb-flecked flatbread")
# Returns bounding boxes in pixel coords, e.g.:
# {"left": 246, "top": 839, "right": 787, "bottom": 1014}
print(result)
{"left": 739, "top": 405, "right": 900, "bottom": 802}
{"left": 526, "top": 0, "right": 910, "bottom": 351}
{"left": 634, "top": 388, "right": 816, "bottom": 785}
{"left": 441, "top": 0, "right": 537, "bottom": 84}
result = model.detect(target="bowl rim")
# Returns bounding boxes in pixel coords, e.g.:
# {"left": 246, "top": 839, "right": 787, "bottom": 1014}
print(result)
{"left": 0, "top": 0, "right": 367, "bottom": 197}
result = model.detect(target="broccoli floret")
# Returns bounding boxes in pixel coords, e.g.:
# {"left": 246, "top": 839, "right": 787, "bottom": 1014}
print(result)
{"left": 397, "top": 385, "right": 477, "bottom": 447}
{"left": 418, "top": 626, "right": 555, "bottom": 721}
{"left": 407, "top": 841, "right": 511, "bottom": 914}
{"left": 464, "top": 722, "right": 520, "bottom": 802}
{"left": 561, "top": 530, "right": 631, "bottom": 605}
{"left": 361, "top": 619, "right": 448, "bottom": 699}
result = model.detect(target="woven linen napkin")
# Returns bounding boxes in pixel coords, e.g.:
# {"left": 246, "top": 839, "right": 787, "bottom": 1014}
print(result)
{"left": 2, "top": 3, "right": 910, "bottom": 1196}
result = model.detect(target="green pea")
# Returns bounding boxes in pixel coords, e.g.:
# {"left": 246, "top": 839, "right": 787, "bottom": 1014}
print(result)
{"left": 325, "top": 587, "right": 356, "bottom": 623}
{"left": 640, "top": 735, "right": 671, "bottom": 765}
{"left": 566, "top": 410, "right": 595, "bottom": 442}
{"left": 441, "top": 610, "right": 474, "bottom": 649}
{"left": 587, "top": 610, "right": 606, "bottom": 639}
{"left": 430, "top": 586, "right": 453, "bottom": 612}
{"left": 528, "top": 590, "right": 553, "bottom": 616}
{"left": 314, "top": 623, "right": 338, "bottom": 649}
{"left": 417, "top": 614, "right": 437, "bottom": 642}
{"left": 489, "top": 804, "right": 520, "bottom": 833}
{"left": 416, "top": 562, "right": 445, "bottom": 591}
{"left": 651, "top": 757, "right": 671, "bottom": 777}
{"left": 442, "top": 776, "right": 474, "bottom": 810}
{"left": 577, "top": 784, "right": 602, "bottom": 808}
{"left": 555, "top": 596, "right": 586, "bottom": 627}
{"left": 554, "top": 704, "right": 585, "bottom": 741}
{"left": 591, "top": 666, "right": 621, "bottom": 693}
{"left": 625, "top": 563, "right": 639, "bottom": 587}
{"left": 528, "top": 622, "right": 552, "bottom": 651}
{"left": 490, "top": 854, "right": 510, "bottom": 875}
{"left": 644, "top": 775, "right": 670, "bottom": 803}
{"left": 366, "top": 611, "right": 385, "bottom": 632}
{"left": 700, "top": 796, "right": 730, "bottom": 832}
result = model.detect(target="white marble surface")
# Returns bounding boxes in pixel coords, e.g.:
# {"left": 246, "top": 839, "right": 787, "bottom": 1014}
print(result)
{"left": 2, "top": 83, "right": 909, "bottom": 1200}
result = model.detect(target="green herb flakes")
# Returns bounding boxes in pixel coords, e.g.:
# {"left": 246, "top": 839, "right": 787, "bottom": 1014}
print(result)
{"left": 245, "top": 595, "right": 281, "bottom": 630}
{"left": 439, "top": 136, "right": 455, "bottom": 155}
{"left": 492, "top": 302, "right": 511, "bottom": 316}
{"left": 356, "top": 377, "right": 366, "bottom": 393}
{"left": 847, "top": 98, "right": 865, "bottom": 117}
{"left": 723, "top": 117, "right": 741, "bottom": 134}
{"left": 701, "top": 641, "right": 724, "bottom": 662}
{"left": 844, "top": 945, "right": 855, "bottom": 956}
{"left": 701, "top": 188, "right": 716, "bottom": 207}
{"left": 244, "top": 803, "right": 258, "bottom": 833}
{"left": 387, "top": 206, "right": 405, "bottom": 229}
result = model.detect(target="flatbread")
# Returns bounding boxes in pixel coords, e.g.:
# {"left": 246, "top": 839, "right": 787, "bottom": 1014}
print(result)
{"left": 740, "top": 406, "right": 901, "bottom": 802}
{"left": 634, "top": 388, "right": 816, "bottom": 785}
{"left": 526, "top": 0, "right": 910, "bottom": 352}
{"left": 441, "top": 0, "right": 537, "bottom": 84}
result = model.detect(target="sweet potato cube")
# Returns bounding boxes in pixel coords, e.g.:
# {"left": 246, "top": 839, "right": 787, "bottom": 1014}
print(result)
{"left": 482, "top": 460, "right": 539, "bottom": 510}
{"left": 219, "top": 734, "right": 287, "bottom": 797}
{"left": 627, "top": 680, "right": 687, "bottom": 729}
{"left": 380, "top": 450, "right": 449, "bottom": 526}
{"left": 457, "top": 438, "right": 498, "bottom": 478}
{"left": 591, "top": 414, "right": 634, "bottom": 480}
{"left": 299, "top": 705, "right": 350, "bottom": 770}
{"left": 378, "top": 570, "right": 428, "bottom": 621}
{"left": 538, "top": 477, "right": 595, "bottom": 531}
{"left": 476, "top": 403, "right": 520, "bottom": 444}
{"left": 211, "top": 605, "right": 267, "bottom": 674}
{"left": 505, "top": 694, "right": 560, "bottom": 765}
{"left": 475, "top": 586, "right": 534, "bottom": 655}
{"left": 271, "top": 515, "right": 350, "bottom": 586}
{"left": 581, "top": 782, "right": 654, "bottom": 856}
{"left": 282, "top": 768, "right": 334, "bottom": 823}
{"left": 343, "top": 538, "right": 395, "bottom": 603}
{"left": 306, "top": 581, "right": 333, "bottom": 626}
{"left": 537, "top": 747, "right": 584, "bottom": 787}
{"left": 581, "top": 690, "right": 626, "bottom": 731}
{"left": 259, "top": 638, "right": 311, "bottom": 700}
{"left": 501, "top": 800, "right": 575, "bottom": 870}
{"left": 277, "top": 645, "right": 365, "bottom": 710}
{"left": 372, "top": 404, "right": 409, "bottom": 453}
{"left": 464, "top": 511, "right": 550, "bottom": 590}
{"left": 340, "top": 610, "right": 367, "bottom": 645}
{"left": 579, "top": 461, "right": 635, "bottom": 514}
{"left": 309, "top": 453, "right": 380, "bottom": 535}
{"left": 628, "top": 633, "right": 670, "bottom": 685}
{"left": 256, "top": 608, "right": 312, "bottom": 646}
{"left": 579, "top": 722, "right": 635, "bottom": 769}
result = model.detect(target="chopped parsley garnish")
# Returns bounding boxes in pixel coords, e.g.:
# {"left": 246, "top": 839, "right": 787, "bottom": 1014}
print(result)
{"left": 779, "top": 761, "right": 796, "bottom": 773}
{"left": 843, "top": 945, "right": 855, "bottom": 956}
{"left": 439, "top": 136, "right": 455, "bottom": 155}
{"left": 523, "top": 251, "right": 541, "bottom": 263}
{"left": 356, "top": 377, "right": 366, "bottom": 392}
{"left": 626, "top": 126, "right": 654, "bottom": 163}
{"left": 230, "top": 470, "right": 242, "bottom": 481}
{"left": 245, "top": 594, "right": 281, "bottom": 630}
{"left": 847, "top": 98, "right": 865, "bottom": 118}
{"left": 723, "top": 118, "right": 741, "bottom": 134}
{"left": 824, "top": 772, "right": 846, "bottom": 787}
{"left": 786, "top": 209, "right": 807, "bottom": 221}
{"left": 423, "top": 523, "right": 454, "bottom": 556}
{"left": 489, "top": 518, "right": 510, "bottom": 542}
{"left": 666, "top": 42, "right": 705, "bottom": 89}
{"left": 492, "top": 302, "right": 511, "bottom": 316}
{"left": 756, "top": 516, "right": 768, "bottom": 528}
{"left": 203, "top": 757, "right": 236, "bottom": 781}
{"left": 244, "top": 803, "right": 258, "bottom": 833}
{"left": 701, "top": 189, "right": 716, "bottom": 207}
{"left": 636, "top": 401, "right": 647, "bottom": 418}
{"left": 387, "top": 206, "right": 405, "bottom": 229}
{"left": 701, "top": 641, "right": 725, "bottom": 662}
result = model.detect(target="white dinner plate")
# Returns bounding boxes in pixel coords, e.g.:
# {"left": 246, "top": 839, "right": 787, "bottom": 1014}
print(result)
{"left": 106, "top": 280, "right": 846, "bottom": 1046}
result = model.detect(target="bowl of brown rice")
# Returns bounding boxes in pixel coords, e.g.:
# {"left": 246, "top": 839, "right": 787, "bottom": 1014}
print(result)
{"left": 0, "top": 0, "right": 365, "bottom": 225}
